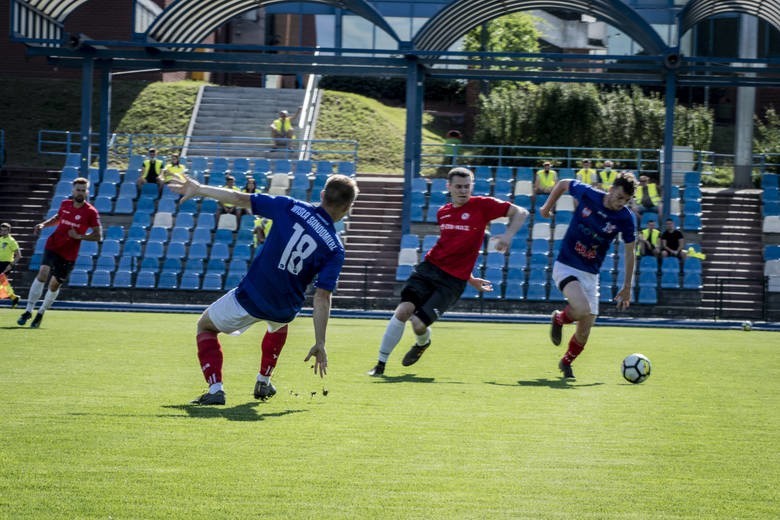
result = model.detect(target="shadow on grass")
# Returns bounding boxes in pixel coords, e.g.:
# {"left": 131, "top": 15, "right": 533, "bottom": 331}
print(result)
{"left": 486, "top": 379, "right": 605, "bottom": 389}
{"left": 372, "top": 374, "right": 464, "bottom": 384}
{"left": 161, "top": 402, "right": 305, "bottom": 422}
{"left": 0, "top": 326, "right": 31, "bottom": 330}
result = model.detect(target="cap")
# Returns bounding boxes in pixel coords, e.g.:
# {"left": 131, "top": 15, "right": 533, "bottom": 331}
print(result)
{"left": 280, "top": 110, "right": 289, "bottom": 116}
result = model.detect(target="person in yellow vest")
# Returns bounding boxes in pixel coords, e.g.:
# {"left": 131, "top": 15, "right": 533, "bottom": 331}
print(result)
{"left": 253, "top": 217, "right": 273, "bottom": 247}
{"left": 534, "top": 161, "right": 557, "bottom": 194}
{"left": 270, "top": 107, "right": 302, "bottom": 149}
{"left": 136, "top": 148, "right": 165, "bottom": 193}
{"left": 576, "top": 159, "right": 598, "bottom": 187}
{"left": 598, "top": 160, "right": 617, "bottom": 191}
{"left": 162, "top": 152, "right": 187, "bottom": 183}
{"left": 0, "top": 222, "right": 21, "bottom": 307}
{"left": 218, "top": 175, "right": 244, "bottom": 217}
{"left": 635, "top": 175, "right": 661, "bottom": 214}
{"left": 636, "top": 219, "right": 661, "bottom": 258}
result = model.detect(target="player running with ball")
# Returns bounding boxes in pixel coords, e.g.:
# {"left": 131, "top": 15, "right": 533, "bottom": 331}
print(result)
{"left": 540, "top": 172, "right": 637, "bottom": 379}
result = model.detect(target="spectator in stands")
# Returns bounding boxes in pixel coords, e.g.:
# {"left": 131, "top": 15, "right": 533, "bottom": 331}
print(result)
{"left": 253, "top": 217, "right": 273, "bottom": 247}
{"left": 243, "top": 177, "right": 259, "bottom": 195}
{"left": 634, "top": 175, "right": 661, "bottom": 215}
{"left": 270, "top": 107, "right": 302, "bottom": 149}
{"left": 218, "top": 175, "right": 243, "bottom": 217}
{"left": 136, "top": 148, "right": 165, "bottom": 193}
{"left": 534, "top": 161, "right": 557, "bottom": 195}
{"left": 636, "top": 219, "right": 661, "bottom": 258}
{"left": 162, "top": 152, "right": 187, "bottom": 184}
{"left": 661, "top": 218, "right": 687, "bottom": 263}
{"left": 0, "top": 222, "right": 22, "bottom": 307}
{"left": 165, "top": 173, "right": 358, "bottom": 406}
{"left": 17, "top": 177, "right": 102, "bottom": 329}
{"left": 542, "top": 172, "right": 637, "bottom": 380}
{"left": 598, "top": 160, "right": 617, "bottom": 191}
{"left": 576, "top": 159, "right": 598, "bottom": 187}
{"left": 367, "top": 167, "right": 529, "bottom": 377}
{"left": 443, "top": 129, "right": 462, "bottom": 168}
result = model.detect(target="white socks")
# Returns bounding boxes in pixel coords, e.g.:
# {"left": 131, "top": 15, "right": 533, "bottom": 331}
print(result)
{"left": 416, "top": 328, "right": 431, "bottom": 346}
{"left": 41, "top": 287, "right": 60, "bottom": 312}
{"left": 25, "top": 278, "right": 45, "bottom": 313}
{"left": 209, "top": 383, "right": 223, "bottom": 394}
{"left": 256, "top": 374, "right": 270, "bottom": 384}
{"left": 378, "top": 316, "right": 406, "bottom": 362}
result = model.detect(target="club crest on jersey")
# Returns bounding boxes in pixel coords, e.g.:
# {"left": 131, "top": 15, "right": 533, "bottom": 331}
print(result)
{"left": 75, "top": 215, "right": 81, "bottom": 220}
{"left": 581, "top": 207, "right": 592, "bottom": 218}
{"left": 602, "top": 222, "right": 616, "bottom": 234}
{"left": 461, "top": 213, "right": 470, "bottom": 220}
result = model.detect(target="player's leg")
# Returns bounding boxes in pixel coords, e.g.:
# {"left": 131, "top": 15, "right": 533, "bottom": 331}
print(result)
{"left": 557, "top": 274, "right": 597, "bottom": 378}
{"left": 192, "top": 309, "right": 226, "bottom": 404}
{"left": 369, "top": 301, "right": 415, "bottom": 376}
{"left": 30, "top": 254, "right": 72, "bottom": 328}
{"left": 254, "top": 322, "right": 288, "bottom": 401}
{"left": 18, "top": 263, "right": 51, "bottom": 324}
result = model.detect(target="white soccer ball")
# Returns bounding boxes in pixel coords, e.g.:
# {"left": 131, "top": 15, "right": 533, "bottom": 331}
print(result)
{"left": 742, "top": 321, "right": 752, "bottom": 331}
{"left": 622, "top": 353, "right": 652, "bottom": 384}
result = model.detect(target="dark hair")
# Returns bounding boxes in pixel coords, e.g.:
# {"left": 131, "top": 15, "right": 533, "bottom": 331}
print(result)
{"left": 447, "top": 167, "right": 474, "bottom": 182}
{"left": 322, "top": 174, "right": 359, "bottom": 208}
{"left": 613, "top": 172, "right": 637, "bottom": 197}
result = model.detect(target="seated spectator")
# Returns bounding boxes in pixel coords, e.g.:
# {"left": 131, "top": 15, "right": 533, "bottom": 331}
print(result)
{"left": 661, "top": 218, "right": 687, "bottom": 262}
{"left": 598, "top": 160, "right": 617, "bottom": 191}
{"left": 253, "top": 217, "right": 273, "bottom": 247}
{"left": 534, "top": 161, "right": 557, "bottom": 195}
{"left": 136, "top": 148, "right": 165, "bottom": 193}
{"left": 636, "top": 219, "right": 661, "bottom": 258}
{"left": 576, "top": 159, "right": 598, "bottom": 187}
{"left": 443, "top": 129, "right": 462, "bottom": 168}
{"left": 270, "top": 107, "right": 302, "bottom": 149}
{"left": 634, "top": 175, "right": 661, "bottom": 214}
{"left": 162, "top": 152, "right": 186, "bottom": 184}
{"left": 243, "top": 177, "right": 259, "bottom": 194}
{"left": 218, "top": 175, "right": 243, "bottom": 217}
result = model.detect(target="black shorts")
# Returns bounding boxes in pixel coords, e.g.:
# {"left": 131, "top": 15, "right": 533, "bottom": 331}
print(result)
{"left": 41, "top": 249, "right": 75, "bottom": 284}
{"left": 0, "top": 261, "right": 11, "bottom": 273}
{"left": 400, "top": 261, "right": 467, "bottom": 326}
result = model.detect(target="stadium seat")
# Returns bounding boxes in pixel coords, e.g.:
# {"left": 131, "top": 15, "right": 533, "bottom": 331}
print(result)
{"left": 504, "top": 281, "right": 525, "bottom": 300}
{"left": 148, "top": 227, "right": 169, "bottom": 243}
{"left": 232, "top": 244, "right": 252, "bottom": 262}
{"left": 188, "top": 243, "right": 208, "bottom": 261}
{"left": 191, "top": 227, "right": 212, "bottom": 245}
{"left": 113, "top": 197, "right": 134, "bottom": 214}
{"left": 473, "top": 166, "right": 492, "bottom": 181}
{"left": 209, "top": 242, "right": 231, "bottom": 261}
{"left": 683, "top": 171, "right": 701, "bottom": 187}
{"left": 143, "top": 240, "right": 165, "bottom": 260}
{"left": 763, "top": 215, "right": 780, "bottom": 233}
{"left": 514, "top": 167, "right": 533, "bottom": 182}
{"left": 157, "top": 271, "right": 179, "bottom": 289}
{"left": 316, "top": 160, "right": 332, "bottom": 176}
{"left": 660, "top": 270, "right": 680, "bottom": 289}
{"left": 97, "top": 182, "right": 117, "bottom": 200}
{"left": 272, "top": 159, "right": 291, "bottom": 174}
{"left": 113, "top": 270, "right": 133, "bottom": 288}
{"left": 135, "top": 271, "right": 156, "bottom": 289}
{"left": 765, "top": 245, "right": 780, "bottom": 261}
{"left": 217, "top": 213, "right": 238, "bottom": 231}
{"left": 253, "top": 158, "right": 271, "bottom": 176}
{"left": 175, "top": 213, "right": 195, "bottom": 231}
{"left": 461, "top": 284, "right": 480, "bottom": 299}
{"left": 637, "top": 286, "right": 658, "bottom": 304}
{"left": 661, "top": 257, "right": 680, "bottom": 274}
{"left": 208, "top": 171, "right": 226, "bottom": 186}
{"left": 639, "top": 255, "right": 658, "bottom": 273}
{"left": 683, "top": 214, "right": 702, "bottom": 232}
{"left": 214, "top": 228, "right": 234, "bottom": 245}
{"left": 179, "top": 272, "right": 201, "bottom": 290}
{"left": 398, "top": 249, "right": 418, "bottom": 266}
{"left": 682, "top": 272, "right": 702, "bottom": 289}
{"left": 74, "top": 255, "right": 94, "bottom": 272}
{"left": 95, "top": 255, "right": 117, "bottom": 272}
{"left": 170, "top": 227, "right": 190, "bottom": 244}
{"left": 161, "top": 257, "right": 183, "bottom": 275}
{"left": 93, "top": 196, "right": 113, "bottom": 214}
{"left": 166, "top": 242, "right": 187, "bottom": 261}
{"left": 762, "top": 173, "right": 779, "bottom": 189}
{"left": 526, "top": 283, "right": 547, "bottom": 301}
{"left": 495, "top": 166, "right": 515, "bottom": 182}
{"left": 202, "top": 273, "right": 223, "bottom": 291}
{"left": 337, "top": 161, "right": 356, "bottom": 176}
{"left": 90, "top": 269, "right": 112, "bottom": 288}
{"left": 69, "top": 269, "right": 89, "bottom": 287}
{"left": 225, "top": 272, "right": 243, "bottom": 289}
{"left": 400, "top": 234, "right": 420, "bottom": 250}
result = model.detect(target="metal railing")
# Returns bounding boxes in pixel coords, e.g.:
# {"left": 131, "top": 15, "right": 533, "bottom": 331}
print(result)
{"left": 38, "top": 130, "right": 358, "bottom": 168}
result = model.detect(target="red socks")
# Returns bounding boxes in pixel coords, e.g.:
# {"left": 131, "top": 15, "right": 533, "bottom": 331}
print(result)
{"left": 196, "top": 331, "right": 223, "bottom": 385}
{"left": 562, "top": 335, "right": 586, "bottom": 365}
{"left": 260, "top": 325, "right": 289, "bottom": 377}
{"left": 556, "top": 305, "right": 576, "bottom": 326}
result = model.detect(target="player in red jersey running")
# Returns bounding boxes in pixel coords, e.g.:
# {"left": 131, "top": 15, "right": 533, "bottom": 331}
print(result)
{"left": 18, "top": 177, "right": 102, "bottom": 328}
{"left": 368, "top": 167, "right": 529, "bottom": 375}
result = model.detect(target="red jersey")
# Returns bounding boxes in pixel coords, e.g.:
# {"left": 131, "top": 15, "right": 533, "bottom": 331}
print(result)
{"left": 425, "top": 196, "right": 510, "bottom": 280}
{"left": 45, "top": 199, "right": 102, "bottom": 261}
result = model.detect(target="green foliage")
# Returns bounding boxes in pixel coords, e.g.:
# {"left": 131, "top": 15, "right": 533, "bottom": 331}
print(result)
{"left": 1, "top": 309, "right": 778, "bottom": 519}
{"left": 318, "top": 76, "right": 465, "bottom": 104}
{"left": 755, "top": 106, "right": 780, "bottom": 172}
{"left": 474, "top": 83, "right": 714, "bottom": 155}
{"left": 316, "top": 90, "right": 442, "bottom": 173}
{"left": 462, "top": 13, "right": 540, "bottom": 54}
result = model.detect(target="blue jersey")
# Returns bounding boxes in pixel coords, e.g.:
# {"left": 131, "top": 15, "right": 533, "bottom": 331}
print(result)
{"left": 556, "top": 181, "right": 636, "bottom": 274}
{"left": 234, "top": 194, "right": 345, "bottom": 323}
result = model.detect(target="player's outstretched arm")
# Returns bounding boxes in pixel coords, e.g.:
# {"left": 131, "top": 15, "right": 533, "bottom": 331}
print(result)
{"left": 493, "top": 204, "right": 529, "bottom": 252}
{"left": 539, "top": 180, "right": 572, "bottom": 219}
{"left": 167, "top": 175, "right": 252, "bottom": 209}
{"left": 615, "top": 241, "right": 635, "bottom": 310}
{"left": 304, "top": 288, "right": 332, "bottom": 377}
{"left": 468, "top": 276, "right": 493, "bottom": 293}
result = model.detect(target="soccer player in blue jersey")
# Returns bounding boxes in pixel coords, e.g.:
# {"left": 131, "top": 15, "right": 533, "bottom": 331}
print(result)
{"left": 539, "top": 172, "right": 637, "bottom": 379}
{"left": 167, "top": 174, "right": 359, "bottom": 405}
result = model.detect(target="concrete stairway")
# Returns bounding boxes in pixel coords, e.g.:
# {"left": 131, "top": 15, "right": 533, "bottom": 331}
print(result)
{"left": 0, "top": 167, "right": 58, "bottom": 282}
{"left": 333, "top": 175, "right": 404, "bottom": 309}
{"left": 186, "top": 86, "right": 306, "bottom": 158}
{"left": 698, "top": 188, "right": 764, "bottom": 319}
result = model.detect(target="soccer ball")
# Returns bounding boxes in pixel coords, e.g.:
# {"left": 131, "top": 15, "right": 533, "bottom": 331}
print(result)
{"left": 621, "top": 353, "right": 652, "bottom": 384}
{"left": 742, "top": 321, "right": 752, "bottom": 331}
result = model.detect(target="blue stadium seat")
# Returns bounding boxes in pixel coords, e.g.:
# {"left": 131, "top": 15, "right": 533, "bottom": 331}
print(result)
{"left": 157, "top": 271, "right": 179, "bottom": 289}
{"left": 132, "top": 211, "right": 152, "bottom": 230}
{"left": 504, "top": 281, "right": 525, "bottom": 300}
{"left": 765, "top": 245, "right": 780, "bottom": 261}
{"left": 210, "top": 243, "right": 231, "bottom": 261}
{"left": 422, "top": 234, "right": 438, "bottom": 253}
{"left": 113, "top": 270, "right": 133, "bottom": 288}
{"left": 411, "top": 177, "right": 428, "bottom": 194}
{"left": 473, "top": 179, "right": 491, "bottom": 196}
{"left": 135, "top": 271, "right": 156, "bottom": 289}
{"left": 157, "top": 198, "right": 177, "bottom": 214}
{"left": 762, "top": 188, "right": 779, "bottom": 203}
{"left": 253, "top": 158, "right": 270, "bottom": 175}
{"left": 104, "top": 225, "right": 124, "bottom": 242}
{"left": 395, "top": 264, "right": 413, "bottom": 281}
{"left": 410, "top": 205, "right": 425, "bottom": 223}
{"left": 474, "top": 166, "right": 492, "bottom": 181}
{"left": 148, "top": 226, "right": 169, "bottom": 243}
{"left": 337, "top": 161, "right": 356, "bottom": 176}
{"left": 103, "top": 168, "right": 121, "bottom": 185}
{"left": 178, "top": 199, "right": 198, "bottom": 214}
{"left": 140, "top": 256, "right": 160, "bottom": 273}
{"left": 683, "top": 171, "right": 701, "bottom": 187}
{"left": 762, "top": 173, "right": 779, "bottom": 189}
{"left": 118, "top": 182, "right": 138, "bottom": 200}
{"left": 514, "top": 167, "right": 533, "bottom": 182}
{"left": 184, "top": 258, "right": 204, "bottom": 274}
{"left": 485, "top": 252, "right": 506, "bottom": 269}
{"left": 660, "top": 270, "right": 680, "bottom": 289}
{"left": 548, "top": 285, "right": 566, "bottom": 302}
{"left": 196, "top": 213, "right": 216, "bottom": 231}
{"left": 93, "top": 196, "right": 112, "bottom": 214}
{"left": 683, "top": 186, "right": 702, "bottom": 201}
{"left": 60, "top": 166, "right": 78, "bottom": 182}
{"left": 661, "top": 257, "right": 680, "bottom": 274}
{"left": 316, "top": 160, "right": 332, "bottom": 176}
{"left": 99, "top": 240, "right": 122, "bottom": 261}
{"left": 161, "top": 257, "right": 183, "bottom": 275}
{"left": 272, "top": 159, "right": 291, "bottom": 174}
{"left": 526, "top": 283, "right": 547, "bottom": 301}
{"left": 170, "top": 227, "right": 190, "bottom": 244}
{"left": 97, "top": 182, "right": 117, "bottom": 200}
{"left": 682, "top": 271, "right": 702, "bottom": 289}
{"left": 188, "top": 243, "right": 208, "bottom": 261}
{"left": 637, "top": 286, "right": 658, "bottom": 304}
{"left": 144, "top": 240, "right": 165, "bottom": 260}
{"left": 166, "top": 242, "right": 187, "bottom": 261}
{"left": 202, "top": 273, "right": 223, "bottom": 291}
{"left": 140, "top": 182, "right": 160, "bottom": 200}
{"left": 461, "top": 284, "right": 480, "bottom": 299}
{"left": 175, "top": 212, "right": 195, "bottom": 230}
{"left": 90, "top": 269, "right": 112, "bottom": 288}
{"left": 211, "top": 157, "right": 230, "bottom": 174}
{"left": 683, "top": 214, "right": 702, "bottom": 231}
{"left": 400, "top": 234, "right": 420, "bottom": 250}
{"left": 639, "top": 255, "right": 658, "bottom": 273}
{"left": 225, "top": 271, "right": 244, "bottom": 289}
{"left": 232, "top": 244, "right": 253, "bottom": 262}
{"left": 180, "top": 272, "right": 201, "bottom": 290}
{"left": 74, "top": 255, "right": 94, "bottom": 272}
{"left": 214, "top": 228, "right": 234, "bottom": 245}
{"left": 637, "top": 270, "right": 657, "bottom": 288}
{"left": 69, "top": 269, "right": 89, "bottom": 287}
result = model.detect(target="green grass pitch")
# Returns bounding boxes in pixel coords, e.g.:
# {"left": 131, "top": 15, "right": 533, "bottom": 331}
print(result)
{"left": 1, "top": 309, "right": 778, "bottom": 519}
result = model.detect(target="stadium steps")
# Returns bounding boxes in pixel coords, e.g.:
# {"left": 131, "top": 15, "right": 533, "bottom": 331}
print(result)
{"left": 698, "top": 188, "right": 764, "bottom": 319}
{"left": 333, "top": 175, "right": 403, "bottom": 308}
{"left": 0, "top": 166, "right": 59, "bottom": 279}
{"left": 186, "top": 86, "right": 306, "bottom": 159}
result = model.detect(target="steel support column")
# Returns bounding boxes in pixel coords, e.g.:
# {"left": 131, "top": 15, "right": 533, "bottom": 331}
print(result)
{"left": 98, "top": 61, "right": 112, "bottom": 178}
{"left": 402, "top": 58, "right": 424, "bottom": 235}
{"left": 79, "top": 57, "right": 94, "bottom": 178}
{"left": 661, "top": 70, "right": 677, "bottom": 221}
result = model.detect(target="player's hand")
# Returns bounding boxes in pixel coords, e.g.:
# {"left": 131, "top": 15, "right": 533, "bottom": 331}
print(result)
{"left": 539, "top": 206, "right": 552, "bottom": 218}
{"left": 67, "top": 228, "right": 81, "bottom": 240}
{"left": 33, "top": 223, "right": 43, "bottom": 236}
{"left": 166, "top": 175, "right": 201, "bottom": 202}
{"left": 304, "top": 344, "right": 328, "bottom": 377}
{"left": 615, "top": 287, "right": 631, "bottom": 311}
{"left": 491, "top": 235, "right": 510, "bottom": 253}
{"left": 469, "top": 276, "right": 493, "bottom": 292}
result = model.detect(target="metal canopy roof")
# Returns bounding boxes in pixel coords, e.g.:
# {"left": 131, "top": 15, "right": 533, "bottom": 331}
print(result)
{"left": 146, "top": 0, "right": 400, "bottom": 45}
{"left": 679, "top": 0, "right": 780, "bottom": 37}
{"left": 413, "top": 0, "right": 669, "bottom": 55}
{"left": 25, "top": 0, "right": 88, "bottom": 20}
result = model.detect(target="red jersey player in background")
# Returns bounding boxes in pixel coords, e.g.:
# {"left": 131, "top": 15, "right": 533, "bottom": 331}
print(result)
{"left": 18, "top": 177, "right": 102, "bottom": 328}
{"left": 368, "top": 167, "right": 529, "bottom": 376}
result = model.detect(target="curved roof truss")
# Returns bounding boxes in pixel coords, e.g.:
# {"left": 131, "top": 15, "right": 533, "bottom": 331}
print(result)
{"left": 679, "top": 0, "right": 780, "bottom": 36}
{"left": 413, "top": 0, "right": 668, "bottom": 56}
{"left": 25, "top": 0, "right": 89, "bottom": 20}
{"left": 146, "top": 0, "right": 400, "bottom": 46}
